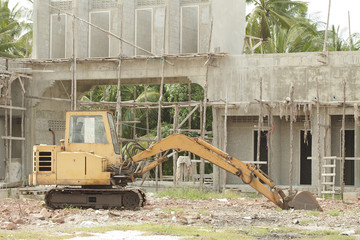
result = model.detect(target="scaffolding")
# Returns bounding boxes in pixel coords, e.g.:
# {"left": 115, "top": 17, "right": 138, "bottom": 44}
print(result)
{"left": 2, "top": 1, "right": 359, "bottom": 198}
{"left": 0, "top": 61, "right": 31, "bottom": 186}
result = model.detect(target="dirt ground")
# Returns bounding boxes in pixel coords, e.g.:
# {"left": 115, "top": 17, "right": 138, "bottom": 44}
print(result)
{"left": 0, "top": 192, "right": 360, "bottom": 239}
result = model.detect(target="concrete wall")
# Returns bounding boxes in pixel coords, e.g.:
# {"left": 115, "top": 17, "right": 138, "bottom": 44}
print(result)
{"left": 211, "top": 0, "right": 245, "bottom": 54}
{"left": 33, "top": 0, "right": 239, "bottom": 58}
{"left": 33, "top": 0, "right": 50, "bottom": 59}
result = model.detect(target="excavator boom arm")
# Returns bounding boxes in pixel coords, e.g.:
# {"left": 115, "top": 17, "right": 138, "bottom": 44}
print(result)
{"left": 130, "top": 134, "right": 287, "bottom": 209}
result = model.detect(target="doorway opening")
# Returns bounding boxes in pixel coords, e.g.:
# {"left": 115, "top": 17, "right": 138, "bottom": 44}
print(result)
{"left": 253, "top": 131, "right": 268, "bottom": 174}
{"left": 300, "top": 130, "right": 312, "bottom": 185}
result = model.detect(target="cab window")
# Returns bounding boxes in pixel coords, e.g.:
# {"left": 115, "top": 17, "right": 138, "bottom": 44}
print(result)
{"left": 69, "top": 115, "right": 108, "bottom": 143}
{"left": 107, "top": 113, "right": 120, "bottom": 154}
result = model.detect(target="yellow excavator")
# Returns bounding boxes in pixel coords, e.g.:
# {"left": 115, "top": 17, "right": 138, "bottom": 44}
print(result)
{"left": 29, "top": 110, "right": 321, "bottom": 211}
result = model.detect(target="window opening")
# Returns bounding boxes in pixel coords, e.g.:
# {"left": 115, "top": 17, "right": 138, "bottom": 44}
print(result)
{"left": 69, "top": 115, "right": 108, "bottom": 143}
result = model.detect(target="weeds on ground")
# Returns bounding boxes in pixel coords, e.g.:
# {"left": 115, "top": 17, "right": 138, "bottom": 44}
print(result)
{"left": 155, "top": 187, "right": 239, "bottom": 200}
{"left": 306, "top": 210, "right": 320, "bottom": 216}
{"left": 0, "top": 223, "right": 355, "bottom": 240}
{"left": 244, "top": 192, "right": 263, "bottom": 199}
{"left": 299, "top": 219, "right": 315, "bottom": 225}
{"left": 322, "top": 194, "right": 341, "bottom": 200}
{"left": 327, "top": 209, "right": 341, "bottom": 216}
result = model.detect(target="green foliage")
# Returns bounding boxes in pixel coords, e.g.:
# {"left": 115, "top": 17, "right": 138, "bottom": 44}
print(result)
{"left": 155, "top": 187, "right": 240, "bottom": 200}
{"left": 328, "top": 209, "right": 341, "bottom": 217}
{"left": 307, "top": 210, "right": 320, "bottom": 216}
{"left": 246, "top": 0, "right": 359, "bottom": 53}
{"left": 299, "top": 219, "right": 314, "bottom": 225}
{"left": 0, "top": 0, "right": 32, "bottom": 58}
{"left": 246, "top": 0, "right": 309, "bottom": 41}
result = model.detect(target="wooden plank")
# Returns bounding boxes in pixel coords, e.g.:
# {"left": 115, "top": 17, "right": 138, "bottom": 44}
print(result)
{"left": 1, "top": 136, "right": 26, "bottom": 141}
{"left": 0, "top": 105, "right": 26, "bottom": 111}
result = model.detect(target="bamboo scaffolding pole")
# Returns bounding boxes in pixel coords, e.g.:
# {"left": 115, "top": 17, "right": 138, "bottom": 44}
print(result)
{"left": 9, "top": 75, "right": 13, "bottom": 182}
{"left": 289, "top": 83, "right": 294, "bottom": 195}
{"left": 316, "top": 78, "right": 321, "bottom": 196}
{"left": 256, "top": 78, "right": 263, "bottom": 170}
{"left": 116, "top": 58, "right": 123, "bottom": 150}
{"left": 267, "top": 107, "right": 273, "bottom": 177}
{"left": 155, "top": 6, "right": 167, "bottom": 191}
{"left": 178, "top": 129, "right": 212, "bottom": 134}
{"left": 4, "top": 77, "right": 9, "bottom": 182}
{"left": 115, "top": 1, "right": 123, "bottom": 148}
{"left": 27, "top": 94, "right": 360, "bottom": 109}
{"left": 200, "top": 18, "right": 214, "bottom": 189}
{"left": 177, "top": 105, "right": 199, "bottom": 129}
{"left": 188, "top": 83, "right": 195, "bottom": 180}
{"left": 0, "top": 105, "right": 26, "bottom": 111}
{"left": 140, "top": 85, "right": 151, "bottom": 186}
{"left": 20, "top": 77, "right": 25, "bottom": 181}
{"left": 133, "top": 86, "right": 137, "bottom": 140}
{"left": 348, "top": 11, "right": 352, "bottom": 50}
{"left": 173, "top": 104, "right": 179, "bottom": 185}
{"left": 223, "top": 86, "right": 228, "bottom": 192}
{"left": 341, "top": 79, "right": 346, "bottom": 200}
{"left": 323, "top": 0, "right": 331, "bottom": 51}
{"left": 72, "top": 15, "right": 77, "bottom": 110}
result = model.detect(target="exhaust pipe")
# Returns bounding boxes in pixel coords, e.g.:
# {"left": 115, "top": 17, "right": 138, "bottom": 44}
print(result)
{"left": 49, "top": 128, "right": 55, "bottom": 145}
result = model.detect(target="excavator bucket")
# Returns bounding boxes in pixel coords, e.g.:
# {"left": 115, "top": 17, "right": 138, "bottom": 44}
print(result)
{"left": 288, "top": 191, "right": 322, "bottom": 211}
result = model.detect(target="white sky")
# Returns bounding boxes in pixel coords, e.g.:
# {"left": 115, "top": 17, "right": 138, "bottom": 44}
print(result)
{"left": 307, "top": 0, "right": 360, "bottom": 37}
{"left": 246, "top": 0, "right": 360, "bottom": 37}
{"left": 9, "top": 0, "right": 360, "bottom": 37}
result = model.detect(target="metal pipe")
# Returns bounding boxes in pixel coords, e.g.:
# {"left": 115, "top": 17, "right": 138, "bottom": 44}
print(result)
{"left": 49, "top": 129, "right": 55, "bottom": 145}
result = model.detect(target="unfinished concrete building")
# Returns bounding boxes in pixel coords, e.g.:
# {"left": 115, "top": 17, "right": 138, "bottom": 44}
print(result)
{"left": 1, "top": 0, "right": 360, "bottom": 197}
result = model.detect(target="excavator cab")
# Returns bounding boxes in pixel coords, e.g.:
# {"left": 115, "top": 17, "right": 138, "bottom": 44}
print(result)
{"left": 65, "top": 111, "right": 121, "bottom": 156}
{"left": 29, "top": 111, "right": 122, "bottom": 187}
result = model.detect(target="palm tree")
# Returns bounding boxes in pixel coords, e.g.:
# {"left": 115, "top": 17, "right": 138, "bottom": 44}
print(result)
{"left": 246, "top": 0, "right": 309, "bottom": 41}
{"left": 0, "top": 0, "right": 32, "bottom": 58}
{"left": 326, "top": 25, "right": 350, "bottom": 51}
{"left": 264, "top": 22, "right": 323, "bottom": 53}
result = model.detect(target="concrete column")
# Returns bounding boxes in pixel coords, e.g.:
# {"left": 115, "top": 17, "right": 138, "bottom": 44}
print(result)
{"left": 33, "top": 0, "right": 51, "bottom": 59}
{"left": 210, "top": 0, "right": 245, "bottom": 54}
{"left": 212, "top": 107, "right": 221, "bottom": 191}
{"left": 311, "top": 108, "right": 331, "bottom": 191}
{"left": 271, "top": 117, "right": 281, "bottom": 184}
{"left": 212, "top": 107, "right": 227, "bottom": 191}
{"left": 166, "top": 0, "right": 180, "bottom": 54}
{"left": 121, "top": 0, "right": 135, "bottom": 56}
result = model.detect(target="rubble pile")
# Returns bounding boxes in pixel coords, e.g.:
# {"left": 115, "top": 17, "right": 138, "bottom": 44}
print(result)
{"left": 0, "top": 194, "right": 359, "bottom": 236}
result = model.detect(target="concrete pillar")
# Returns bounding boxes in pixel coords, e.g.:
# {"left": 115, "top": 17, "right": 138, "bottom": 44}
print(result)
{"left": 271, "top": 117, "right": 281, "bottom": 184}
{"left": 210, "top": 0, "right": 245, "bottom": 54}
{"left": 33, "top": 0, "right": 51, "bottom": 59}
{"left": 311, "top": 108, "right": 331, "bottom": 191}
{"left": 166, "top": 0, "right": 180, "bottom": 54}
{"left": 212, "top": 107, "right": 226, "bottom": 191}
{"left": 122, "top": 0, "right": 135, "bottom": 56}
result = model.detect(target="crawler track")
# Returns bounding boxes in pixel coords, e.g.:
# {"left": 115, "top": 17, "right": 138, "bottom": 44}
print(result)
{"left": 45, "top": 188, "right": 146, "bottom": 210}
